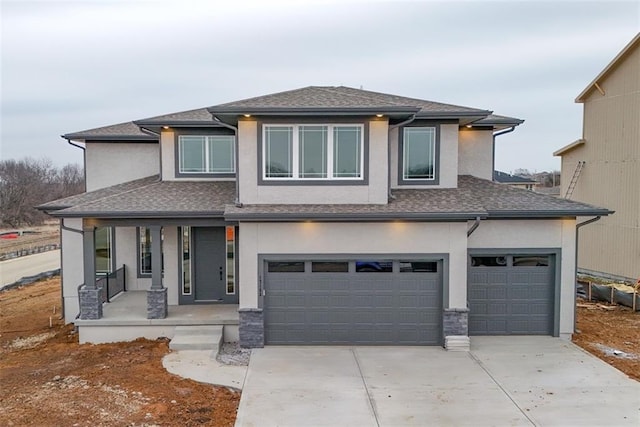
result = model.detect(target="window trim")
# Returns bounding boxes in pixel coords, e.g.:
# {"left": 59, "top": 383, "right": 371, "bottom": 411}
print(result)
{"left": 174, "top": 129, "right": 236, "bottom": 178}
{"left": 398, "top": 124, "right": 440, "bottom": 186}
{"left": 258, "top": 121, "right": 369, "bottom": 186}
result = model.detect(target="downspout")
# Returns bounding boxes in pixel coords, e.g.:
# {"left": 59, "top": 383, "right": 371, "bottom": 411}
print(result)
{"left": 466, "top": 216, "right": 481, "bottom": 237}
{"left": 491, "top": 126, "right": 515, "bottom": 180}
{"left": 574, "top": 216, "right": 602, "bottom": 332}
{"left": 387, "top": 114, "right": 417, "bottom": 200}
{"left": 210, "top": 114, "right": 241, "bottom": 207}
{"left": 64, "top": 137, "right": 87, "bottom": 192}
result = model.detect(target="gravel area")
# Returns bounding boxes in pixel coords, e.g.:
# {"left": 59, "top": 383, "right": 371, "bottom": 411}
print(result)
{"left": 216, "top": 342, "right": 251, "bottom": 366}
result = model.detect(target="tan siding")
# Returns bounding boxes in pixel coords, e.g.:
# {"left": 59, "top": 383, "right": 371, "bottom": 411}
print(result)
{"left": 569, "top": 41, "right": 640, "bottom": 280}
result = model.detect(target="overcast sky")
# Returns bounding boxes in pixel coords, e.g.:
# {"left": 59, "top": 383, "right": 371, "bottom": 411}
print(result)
{"left": 1, "top": 0, "right": 638, "bottom": 173}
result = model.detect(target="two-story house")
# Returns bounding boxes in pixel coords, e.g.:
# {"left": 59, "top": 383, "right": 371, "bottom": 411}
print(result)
{"left": 39, "top": 86, "right": 610, "bottom": 351}
{"left": 554, "top": 33, "right": 639, "bottom": 283}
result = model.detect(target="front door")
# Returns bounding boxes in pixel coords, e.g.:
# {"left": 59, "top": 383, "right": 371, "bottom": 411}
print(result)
{"left": 193, "top": 227, "right": 229, "bottom": 302}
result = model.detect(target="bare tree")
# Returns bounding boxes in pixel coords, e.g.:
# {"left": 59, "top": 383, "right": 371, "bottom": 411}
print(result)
{"left": 0, "top": 158, "right": 84, "bottom": 227}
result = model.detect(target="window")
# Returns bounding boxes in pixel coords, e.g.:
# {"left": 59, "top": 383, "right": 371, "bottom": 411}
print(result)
{"left": 400, "top": 126, "right": 438, "bottom": 184}
{"left": 268, "top": 261, "right": 305, "bottom": 272}
{"left": 95, "top": 227, "right": 113, "bottom": 275}
{"left": 471, "top": 256, "right": 507, "bottom": 267}
{"left": 180, "top": 227, "right": 191, "bottom": 295}
{"left": 138, "top": 227, "right": 164, "bottom": 276}
{"left": 226, "top": 226, "right": 236, "bottom": 294}
{"left": 312, "top": 261, "right": 349, "bottom": 273}
{"left": 356, "top": 261, "right": 393, "bottom": 273}
{"left": 399, "top": 261, "right": 438, "bottom": 272}
{"left": 263, "top": 124, "right": 363, "bottom": 180}
{"left": 513, "top": 256, "right": 549, "bottom": 267}
{"left": 178, "top": 135, "right": 235, "bottom": 174}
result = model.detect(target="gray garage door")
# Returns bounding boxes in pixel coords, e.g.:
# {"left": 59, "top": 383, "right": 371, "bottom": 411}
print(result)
{"left": 468, "top": 254, "right": 555, "bottom": 335}
{"left": 264, "top": 259, "right": 442, "bottom": 345}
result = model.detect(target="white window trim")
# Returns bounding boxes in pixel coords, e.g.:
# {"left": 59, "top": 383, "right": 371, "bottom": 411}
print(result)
{"left": 402, "top": 127, "right": 437, "bottom": 181}
{"left": 263, "top": 124, "right": 364, "bottom": 181}
{"left": 178, "top": 135, "right": 236, "bottom": 174}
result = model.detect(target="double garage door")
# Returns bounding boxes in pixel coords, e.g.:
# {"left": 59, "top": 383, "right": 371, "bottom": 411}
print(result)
{"left": 468, "top": 254, "right": 556, "bottom": 335}
{"left": 264, "top": 259, "right": 443, "bottom": 345}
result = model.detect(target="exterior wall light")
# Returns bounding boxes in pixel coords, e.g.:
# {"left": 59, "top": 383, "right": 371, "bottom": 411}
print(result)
{"left": 244, "top": 114, "right": 251, "bottom": 118}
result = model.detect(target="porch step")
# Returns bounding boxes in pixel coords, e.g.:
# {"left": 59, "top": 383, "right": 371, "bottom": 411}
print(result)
{"left": 170, "top": 325, "right": 223, "bottom": 352}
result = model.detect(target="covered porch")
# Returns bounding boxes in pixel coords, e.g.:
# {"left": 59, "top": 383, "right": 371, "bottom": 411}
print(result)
{"left": 75, "top": 290, "right": 239, "bottom": 344}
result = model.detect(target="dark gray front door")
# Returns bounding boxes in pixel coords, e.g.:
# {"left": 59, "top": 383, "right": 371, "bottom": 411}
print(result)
{"left": 193, "top": 227, "right": 227, "bottom": 302}
{"left": 468, "top": 254, "right": 555, "bottom": 335}
{"left": 264, "top": 259, "right": 442, "bottom": 345}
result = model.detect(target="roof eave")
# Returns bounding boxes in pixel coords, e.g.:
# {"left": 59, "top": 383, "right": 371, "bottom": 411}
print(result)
{"left": 487, "top": 209, "right": 613, "bottom": 218}
{"left": 223, "top": 211, "right": 487, "bottom": 222}
{"left": 575, "top": 33, "right": 640, "bottom": 103}
{"left": 553, "top": 139, "right": 585, "bottom": 156}
{"left": 207, "top": 106, "right": 421, "bottom": 116}
{"left": 62, "top": 134, "right": 157, "bottom": 142}
{"left": 48, "top": 210, "right": 226, "bottom": 219}
{"left": 133, "top": 120, "right": 224, "bottom": 128}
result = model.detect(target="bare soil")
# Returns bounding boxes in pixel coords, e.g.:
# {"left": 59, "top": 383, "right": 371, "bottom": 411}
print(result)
{"left": 0, "top": 222, "right": 60, "bottom": 256}
{"left": 2, "top": 278, "right": 637, "bottom": 426}
{"left": 0, "top": 278, "right": 240, "bottom": 426}
{"left": 573, "top": 299, "right": 640, "bottom": 381}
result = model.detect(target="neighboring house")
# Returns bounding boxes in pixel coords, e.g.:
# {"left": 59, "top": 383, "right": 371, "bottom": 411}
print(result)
{"left": 554, "top": 33, "right": 639, "bottom": 283}
{"left": 493, "top": 171, "right": 536, "bottom": 190}
{"left": 39, "top": 86, "right": 610, "bottom": 350}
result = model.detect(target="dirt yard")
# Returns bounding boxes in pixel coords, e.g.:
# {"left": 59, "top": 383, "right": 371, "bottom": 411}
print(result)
{"left": 1, "top": 278, "right": 638, "bottom": 426}
{"left": 0, "top": 278, "right": 240, "bottom": 426}
{"left": 573, "top": 299, "right": 640, "bottom": 381}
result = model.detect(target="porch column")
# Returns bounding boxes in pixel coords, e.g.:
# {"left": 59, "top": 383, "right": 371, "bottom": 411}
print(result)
{"left": 79, "top": 226, "right": 102, "bottom": 319}
{"left": 147, "top": 226, "right": 167, "bottom": 319}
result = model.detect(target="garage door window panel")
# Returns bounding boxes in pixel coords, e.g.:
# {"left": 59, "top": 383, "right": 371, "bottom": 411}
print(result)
{"left": 355, "top": 260, "right": 393, "bottom": 272}
{"left": 268, "top": 261, "right": 305, "bottom": 272}
{"left": 312, "top": 262, "right": 349, "bottom": 273}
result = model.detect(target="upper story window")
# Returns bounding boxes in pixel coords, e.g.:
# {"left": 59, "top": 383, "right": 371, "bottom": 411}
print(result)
{"left": 399, "top": 126, "right": 439, "bottom": 185}
{"left": 263, "top": 124, "right": 363, "bottom": 181}
{"left": 178, "top": 135, "right": 235, "bottom": 175}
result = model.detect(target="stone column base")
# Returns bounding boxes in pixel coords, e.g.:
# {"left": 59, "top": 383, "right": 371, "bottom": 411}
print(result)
{"left": 147, "top": 288, "right": 168, "bottom": 319}
{"left": 239, "top": 308, "right": 264, "bottom": 348}
{"left": 79, "top": 287, "right": 103, "bottom": 320}
{"left": 445, "top": 335, "right": 471, "bottom": 351}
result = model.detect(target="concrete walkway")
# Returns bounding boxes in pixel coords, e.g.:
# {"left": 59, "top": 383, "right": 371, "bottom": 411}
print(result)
{"left": 235, "top": 337, "right": 640, "bottom": 427}
{"left": 162, "top": 350, "right": 248, "bottom": 390}
{"left": 0, "top": 250, "right": 60, "bottom": 289}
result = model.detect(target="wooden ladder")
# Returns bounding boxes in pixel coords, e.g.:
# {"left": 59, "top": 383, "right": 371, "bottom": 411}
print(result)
{"left": 564, "top": 161, "right": 585, "bottom": 199}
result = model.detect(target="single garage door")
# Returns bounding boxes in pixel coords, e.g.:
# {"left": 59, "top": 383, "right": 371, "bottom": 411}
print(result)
{"left": 468, "top": 254, "right": 555, "bottom": 335}
{"left": 264, "top": 259, "right": 442, "bottom": 345}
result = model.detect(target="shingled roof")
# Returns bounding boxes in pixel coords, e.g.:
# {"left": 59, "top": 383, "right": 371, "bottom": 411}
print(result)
{"left": 64, "top": 86, "right": 523, "bottom": 137}
{"left": 208, "top": 86, "right": 493, "bottom": 118}
{"left": 41, "top": 175, "right": 609, "bottom": 220}
{"left": 39, "top": 177, "right": 235, "bottom": 218}
{"left": 63, "top": 122, "right": 157, "bottom": 141}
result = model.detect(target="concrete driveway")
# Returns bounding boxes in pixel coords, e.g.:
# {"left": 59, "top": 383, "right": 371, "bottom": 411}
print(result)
{"left": 235, "top": 337, "right": 640, "bottom": 426}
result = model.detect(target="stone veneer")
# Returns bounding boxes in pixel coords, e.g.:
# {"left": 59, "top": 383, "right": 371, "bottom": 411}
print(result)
{"left": 147, "top": 288, "right": 168, "bottom": 319}
{"left": 79, "top": 287, "right": 103, "bottom": 320}
{"left": 443, "top": 307, "right": 469, "bottom": 336}
{"left": 239, "top": 308, "right": 264, "bottom": 348}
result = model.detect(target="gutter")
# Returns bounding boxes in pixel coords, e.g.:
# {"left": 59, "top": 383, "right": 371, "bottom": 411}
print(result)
{"left": 63, "top": 137, "right": 87, "bottom": 192}
{"left": 387, "top": 114, "right": 417, "bottom": 200}
{"left": 210, "top": 114, "right": 241, "bottom": 207}
{"left": 138, "top": 127, "right": 162, "bottom": 179}
{"left": 491, "top": 126, "right": 515, "bottom": 181}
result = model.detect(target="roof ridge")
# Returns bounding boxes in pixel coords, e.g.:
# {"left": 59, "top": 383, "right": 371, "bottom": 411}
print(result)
{"left": 316, "top": 86, "right": 407, "bottom": 107}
